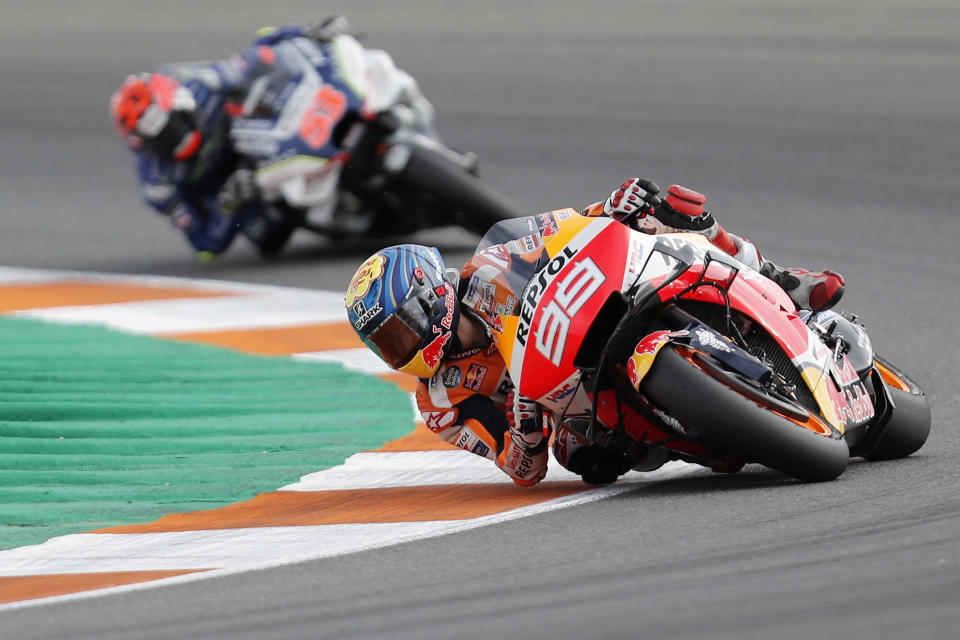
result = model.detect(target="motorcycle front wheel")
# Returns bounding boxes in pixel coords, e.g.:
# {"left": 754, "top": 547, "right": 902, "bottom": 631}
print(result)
{"left": 642, "top": 345, "right": 850, "bottom": 482}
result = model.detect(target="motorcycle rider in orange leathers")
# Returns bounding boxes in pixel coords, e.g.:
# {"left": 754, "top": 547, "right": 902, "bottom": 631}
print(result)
{"left": 345, "top": 177, "right": 845, "bottom": 486}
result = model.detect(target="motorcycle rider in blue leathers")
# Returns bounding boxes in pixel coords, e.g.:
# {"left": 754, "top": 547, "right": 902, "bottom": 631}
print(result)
{"left": 110, "top": 16, "right": 434, "bottom": 258}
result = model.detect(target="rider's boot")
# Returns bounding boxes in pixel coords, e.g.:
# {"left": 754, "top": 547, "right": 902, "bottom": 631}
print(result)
{"left": 759, "top": 261, "right": 846, "bottom": 312}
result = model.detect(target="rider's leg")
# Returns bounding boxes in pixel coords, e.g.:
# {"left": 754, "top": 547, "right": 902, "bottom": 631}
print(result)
{"left": 759, "top": 262, "right": 846, "bottom": 312}
{"left": 657, "top": 185, "right": 846, "bottom": 312}
{"left": 700, "top": 224, "right": 845, "bottom": 313}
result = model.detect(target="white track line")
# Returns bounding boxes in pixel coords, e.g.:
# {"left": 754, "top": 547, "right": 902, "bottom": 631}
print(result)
{"left": 13, "top": 291, "right": 347, "bottom": 334}
{"left": 293, "top": 348, "right": 393, "bottom": 374}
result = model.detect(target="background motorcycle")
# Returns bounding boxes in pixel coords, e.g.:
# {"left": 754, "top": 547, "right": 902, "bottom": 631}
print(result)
{"left": 485, "top": 211, "right": 931, "bottom": 483}
{"left": 228, "top": 35, "right": 521, "bottom": 251}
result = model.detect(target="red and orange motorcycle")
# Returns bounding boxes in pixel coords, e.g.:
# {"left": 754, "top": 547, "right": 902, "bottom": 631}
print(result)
{"left": 485, "top": 210, "right": 931, "bottom": 482}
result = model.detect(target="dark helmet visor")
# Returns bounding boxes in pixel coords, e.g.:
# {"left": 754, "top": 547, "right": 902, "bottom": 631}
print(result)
{"left": 144, "top": 110, "right": 197, "bottom": 159}
{"left": 366, "top": 291, "right": 433, "bottom": 369}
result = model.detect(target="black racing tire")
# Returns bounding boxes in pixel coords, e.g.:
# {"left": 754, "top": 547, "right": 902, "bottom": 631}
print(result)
{"left": 253, "top": 223, "right": 297, "bottom": 257}
{"left": 866, "top": 356, "right": 931, "bottom": 460}
{"left": 642, "top": 345, "right": 850, "bottom": 482}
{"left": 397, "top": 144, "right": 521, "bottom": 236}
{"left": 249, "top": 204, "right": 301, "bottom": 258}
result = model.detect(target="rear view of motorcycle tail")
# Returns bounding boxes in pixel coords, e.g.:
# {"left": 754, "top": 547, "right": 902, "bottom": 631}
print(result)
{"left": 331, "top": 110, "right": 522, "bottom": 238}
{"left": 623, "top": 248, "right": 931, "bottom": 481}
{"left": 802, "top": 310, "right": 931, "bottom": 461}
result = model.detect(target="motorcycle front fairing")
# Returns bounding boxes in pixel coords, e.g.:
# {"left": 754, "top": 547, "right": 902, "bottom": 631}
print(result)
{"left": 491, "top": 214, "right": 656, "bottom": 415}
{"left": 485, "top": 216, "right": 763, "bottom": 464}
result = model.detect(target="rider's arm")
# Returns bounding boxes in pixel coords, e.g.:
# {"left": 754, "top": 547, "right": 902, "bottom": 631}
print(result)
{"left": 416, "top": 383, "right": 504, "bottom": 461}
{"left": 135, "top": 152, "right": 202, "bottom": 244}
{"left": 415, "top": 373, "right": 548, "bottom": 487}
{"left": 134, "top": 152, "right": 245, "bottom": 257}
{"left": 584, "top": 177, "right": 764, "bottom": 270}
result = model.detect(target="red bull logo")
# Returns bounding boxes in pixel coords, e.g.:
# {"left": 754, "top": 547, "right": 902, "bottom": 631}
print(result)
{"left": 440, "top": 286, "right": 456, "bottom": 330}
{"left": 463, "top": 364, "right": 488, "bottom": 391}
{"left": 634, "top": 330, "right": 687, "bottom": 357}
{"left": 422, "top": 326, "right": 452, "bottom": 370}
{"left": 627, "top": 329, "right": 688, "bottom": 390}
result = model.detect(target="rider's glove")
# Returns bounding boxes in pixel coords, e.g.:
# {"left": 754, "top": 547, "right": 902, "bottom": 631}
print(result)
{"left": 217, "top": 169, "right": 260, "bottom": 216}
{"left": 602, "top": 177, "right": 662, "bottom": 227}
{"left": 167, "top": 201, "right": 200, "bottom": 231}
{"left": 653, "top": 184, "right": 719, "bottom": 239}
{"left": 500, "top": 391, "right": 550, "bottom": 486}
{"left": 505, "top": 391, "right": 548, "bottom": 454}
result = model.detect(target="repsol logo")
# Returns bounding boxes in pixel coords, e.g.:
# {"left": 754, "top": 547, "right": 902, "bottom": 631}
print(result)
{"left": 517, "top": 246, "right": 579, "bottom": 347}
{"left": 517, "top": 453, "right": 533, "bottom": 477}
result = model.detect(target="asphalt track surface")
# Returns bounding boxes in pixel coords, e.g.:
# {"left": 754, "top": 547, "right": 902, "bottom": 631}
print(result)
{"left": 2, "top": 1, "right": 959, "bottom": 638}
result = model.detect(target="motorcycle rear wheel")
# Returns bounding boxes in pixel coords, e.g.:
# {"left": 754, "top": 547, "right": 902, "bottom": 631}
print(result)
{"left": 866, "top": 357, "right": 931, "bottom": 460}
{"left": 642, "top": 345, "right": 849, "bottom": 482}
{"left": 396, "top": 144, "right": 521, "bottom": 236}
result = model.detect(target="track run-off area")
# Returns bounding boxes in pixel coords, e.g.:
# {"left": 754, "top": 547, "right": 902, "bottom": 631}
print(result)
{"left": 0, "top": 267, "right": 701, "bottom": 607}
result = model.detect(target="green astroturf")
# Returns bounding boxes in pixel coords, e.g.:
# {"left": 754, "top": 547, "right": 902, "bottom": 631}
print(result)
{"left": 0, "top": 316, "right": 413, "bottom": 550}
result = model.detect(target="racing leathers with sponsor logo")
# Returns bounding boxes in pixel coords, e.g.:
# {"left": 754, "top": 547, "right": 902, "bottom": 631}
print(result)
{"left": 412, "top": 178, "right": 846, "bottom": 486}
{"left": 110, "top": 16, "right": 435, "bottom": 258}
{"left": 415, "top": 241, "right": 551, "bottom": 487}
